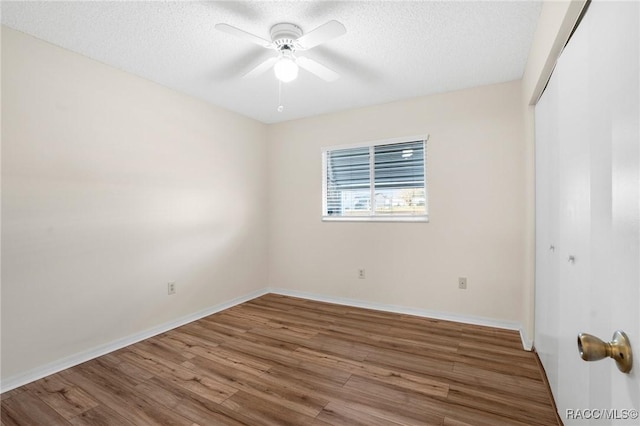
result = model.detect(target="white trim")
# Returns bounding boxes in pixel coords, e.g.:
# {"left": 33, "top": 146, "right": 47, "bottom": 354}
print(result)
{"left": 1, "top": 286, "right": 533, "bottom": 392}
{"left": 321, "top": 134, "right": 429, "bottom": 153}
{"left": 321, "top": 151, "right": 328, "bottom": 216}
{"left": 322, "top": 215, "right": 428, "bottom": 222}
{"left": 0, "top": 288, "right": 269, "bottom": 393}
{"left": 268, "top": 287, "right": 527, "bottom": 341}
{"left": 519, "top": 326, "right": 534, "bottom": 351}
{"left": 322, "top": 137, "right": 429, "bottom": 220}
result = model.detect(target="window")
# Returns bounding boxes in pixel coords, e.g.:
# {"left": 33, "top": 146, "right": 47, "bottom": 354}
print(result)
{"left": 322, "top": 136, "right": 428, "bottom": 221}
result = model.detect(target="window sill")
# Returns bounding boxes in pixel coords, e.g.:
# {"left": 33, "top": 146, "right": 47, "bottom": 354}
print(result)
{"left": 322, "top": 215, "right": 429, "bottom": 223}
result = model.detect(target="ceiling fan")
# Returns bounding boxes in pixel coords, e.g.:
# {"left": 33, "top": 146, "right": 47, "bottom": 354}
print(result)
{"left": 215, "top": 20, "right": 346, "bottom": 83}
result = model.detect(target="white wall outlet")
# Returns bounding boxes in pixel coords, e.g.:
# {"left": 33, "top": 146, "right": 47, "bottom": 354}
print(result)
{"left": 358, "top": 269, "right": 366, "bottom": 279}
{"left": 458, "top": 277, "right": 467, "bottom": 290}
{"left": 168, "top": 282, "right": 176, "bottom": 295}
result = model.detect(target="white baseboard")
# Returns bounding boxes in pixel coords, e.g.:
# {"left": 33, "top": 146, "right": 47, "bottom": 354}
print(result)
{"left": 0, "top": 288, "right": 269, "bottom": 393}
{"left": 1, "top": 286, "right": 533, "bottom": 393}
{"left": 268, "top": 287, "right": 531, "bottom": 350}
{"left": 519, "top": 326, "right": 534, "bottom": 351}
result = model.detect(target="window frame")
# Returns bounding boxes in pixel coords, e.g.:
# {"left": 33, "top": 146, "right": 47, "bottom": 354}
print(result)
{"left": 321, "top": 135, "right": 429, "bottom": 222}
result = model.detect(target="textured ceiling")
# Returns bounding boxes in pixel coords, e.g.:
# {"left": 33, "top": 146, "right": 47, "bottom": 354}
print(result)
{"left": 1, "top": 1, "right": 542, "bottom": 124}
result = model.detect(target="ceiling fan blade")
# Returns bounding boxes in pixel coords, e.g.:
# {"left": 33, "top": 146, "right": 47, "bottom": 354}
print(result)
{"left": 215, "top": 23, "right": 273, "bottom": 49}
{"left": 243, "top": 56, "right": 279, "bottom": 78}
{"left": 296, "top": 20, "right": 346, "bottom": 50}
{"left": 296, "top": 56, "right": 340, "bottom": 82}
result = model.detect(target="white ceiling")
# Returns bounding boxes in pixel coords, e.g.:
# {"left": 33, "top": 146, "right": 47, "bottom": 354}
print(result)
{"left": 1, "top": 1, "right": 542, "bottom": 124}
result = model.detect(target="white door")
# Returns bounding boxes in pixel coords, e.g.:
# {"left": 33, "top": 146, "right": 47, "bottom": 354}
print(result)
{"left": 535, "top": 1, "right": 639, "bottom": 424}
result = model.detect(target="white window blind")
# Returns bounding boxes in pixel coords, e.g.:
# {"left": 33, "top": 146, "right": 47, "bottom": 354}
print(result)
{"left": 323, "top": 137, "right": 428, "bottom": 221}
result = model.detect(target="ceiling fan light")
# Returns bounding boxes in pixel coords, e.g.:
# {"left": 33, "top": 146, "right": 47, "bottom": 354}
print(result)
{"left": 274, "top": 57, "right": 298, "bottom": 82}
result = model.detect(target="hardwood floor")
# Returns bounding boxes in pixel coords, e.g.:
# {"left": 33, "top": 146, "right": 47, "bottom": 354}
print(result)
{"left": 1, "top": 294, "right": 559, "bottom": 425}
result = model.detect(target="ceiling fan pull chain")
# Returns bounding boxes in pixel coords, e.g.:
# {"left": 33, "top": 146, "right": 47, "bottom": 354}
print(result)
{"left": 277, "top": 80, "right": 284, "bottom": 113}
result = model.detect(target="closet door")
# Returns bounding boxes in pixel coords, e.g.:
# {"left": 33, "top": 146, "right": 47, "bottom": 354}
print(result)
{"left": 535, "top": 1, "right": 639, "bottom": 423}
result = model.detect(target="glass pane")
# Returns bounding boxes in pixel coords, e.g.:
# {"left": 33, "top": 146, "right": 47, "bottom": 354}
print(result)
{"left": 374, "top": 141, "right": 426, "bottom": 215}
{"left": 326, "top": 147, "right": 370, "bottom": 216}
{"left": 374, "top": 187, "right": 426, "bottom": 215}
{"left": 336, "top": 189, "right": 371, "bottom": 216}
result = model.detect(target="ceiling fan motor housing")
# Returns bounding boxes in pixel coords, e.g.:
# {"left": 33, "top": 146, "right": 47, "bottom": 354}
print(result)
{"left": 215, "top": 20, "right": 343, "bottom": 82}
{"left": 270, "top": 23, "right": 302, "bottom": 51}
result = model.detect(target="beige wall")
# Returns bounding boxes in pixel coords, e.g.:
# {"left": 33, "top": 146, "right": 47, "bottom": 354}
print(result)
{"left": 267, "top": 80, "right": 528, "bottom": 328}
{"left": 1, "top": 27, "right": 268, "bottom": 382}
{"left": 1, "top": 1, "right": 587, "bottom": 389}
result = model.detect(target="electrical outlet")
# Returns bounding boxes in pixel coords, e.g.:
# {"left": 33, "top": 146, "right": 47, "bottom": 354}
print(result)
{"left": 168, "top": 282, "right": 176, "bottom": 295}
{"left": 358, "top": 269, "right": 366, "bottom": 279}
{"left": 458, "top": 277, "right": 467, "bottom": 290}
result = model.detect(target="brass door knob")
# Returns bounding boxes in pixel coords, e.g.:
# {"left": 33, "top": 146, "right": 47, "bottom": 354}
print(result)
{"left": 577, "top": 330, "right": 633, "bottom": 373}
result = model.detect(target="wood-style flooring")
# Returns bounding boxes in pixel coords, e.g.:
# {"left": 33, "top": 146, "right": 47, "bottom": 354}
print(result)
{"left": 1, "top": 294, "right": 559, "bottom": 425}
